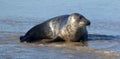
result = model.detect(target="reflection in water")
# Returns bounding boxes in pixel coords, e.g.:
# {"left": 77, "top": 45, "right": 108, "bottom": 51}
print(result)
{"left": 88, "top": 34, "right": 120, "bottom": 53}
{"left": 88, "top": 34, "right": 120, "bottom": 41}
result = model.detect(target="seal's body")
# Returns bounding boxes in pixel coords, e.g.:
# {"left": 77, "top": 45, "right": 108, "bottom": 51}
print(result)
{"left": 20, "top": 13, "right": 90, "bottom": 43}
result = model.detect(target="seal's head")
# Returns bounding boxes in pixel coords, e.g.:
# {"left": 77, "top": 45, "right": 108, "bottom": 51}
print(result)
{"left": 68, "top": 13, "right": 90, "bottom": 27}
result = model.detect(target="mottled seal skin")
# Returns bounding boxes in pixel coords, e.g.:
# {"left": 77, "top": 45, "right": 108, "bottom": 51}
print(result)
{"left": 20, "top": 13, "right": 90, "bottom": 44}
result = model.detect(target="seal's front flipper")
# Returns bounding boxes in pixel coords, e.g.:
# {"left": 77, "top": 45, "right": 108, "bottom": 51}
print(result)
{"left": 47, "top": 36, "right": 64, "bottom": 43}
{"left": 79, "top": 35, "right": 88, "bottom": 46}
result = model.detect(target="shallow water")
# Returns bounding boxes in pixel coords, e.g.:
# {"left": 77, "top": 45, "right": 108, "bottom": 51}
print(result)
{"left": 0, "top": 0, "right": 120, "bottom": 59}
{"left": 0, "top": 32, "right": 120, "bottom": 59}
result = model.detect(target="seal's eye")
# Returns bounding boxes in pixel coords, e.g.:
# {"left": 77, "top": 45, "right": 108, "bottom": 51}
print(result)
{"left": 79, "top": 16, "right": 83, "bottom": 19}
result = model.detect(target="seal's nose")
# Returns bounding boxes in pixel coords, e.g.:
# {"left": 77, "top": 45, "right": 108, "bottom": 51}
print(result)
{"left": 83, "top": 19, "right": 90, "bottom": 26}
{"left": 86, "top": 20, "right": 91, "bottom": 25}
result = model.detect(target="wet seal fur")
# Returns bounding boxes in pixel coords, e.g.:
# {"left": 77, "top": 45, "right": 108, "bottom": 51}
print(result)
{"left": 20, "top": 13, "right": 90, "bottom": 44}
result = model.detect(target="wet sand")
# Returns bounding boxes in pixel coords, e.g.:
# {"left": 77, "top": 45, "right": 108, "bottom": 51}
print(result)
{"left": 0, "top": 33, "right": 119, "bottom": 59}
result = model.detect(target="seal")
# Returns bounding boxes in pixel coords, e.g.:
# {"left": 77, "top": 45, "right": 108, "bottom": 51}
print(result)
{"left": 20, "top": 13, "right": 90, "bottom": 44}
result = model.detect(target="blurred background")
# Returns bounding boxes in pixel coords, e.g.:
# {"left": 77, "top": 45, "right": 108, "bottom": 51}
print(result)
{"left": 0, "top": 0, "right": 120, "bottom": 35}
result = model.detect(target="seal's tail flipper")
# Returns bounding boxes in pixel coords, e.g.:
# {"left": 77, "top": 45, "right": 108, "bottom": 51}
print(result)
{"left": 20, "top": 36, "right": 26, "bottom": 42}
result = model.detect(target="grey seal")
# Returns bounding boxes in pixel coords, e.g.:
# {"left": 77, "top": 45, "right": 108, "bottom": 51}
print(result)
{"left": 20, "top": 13, "right": 90, "bottom": 44}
